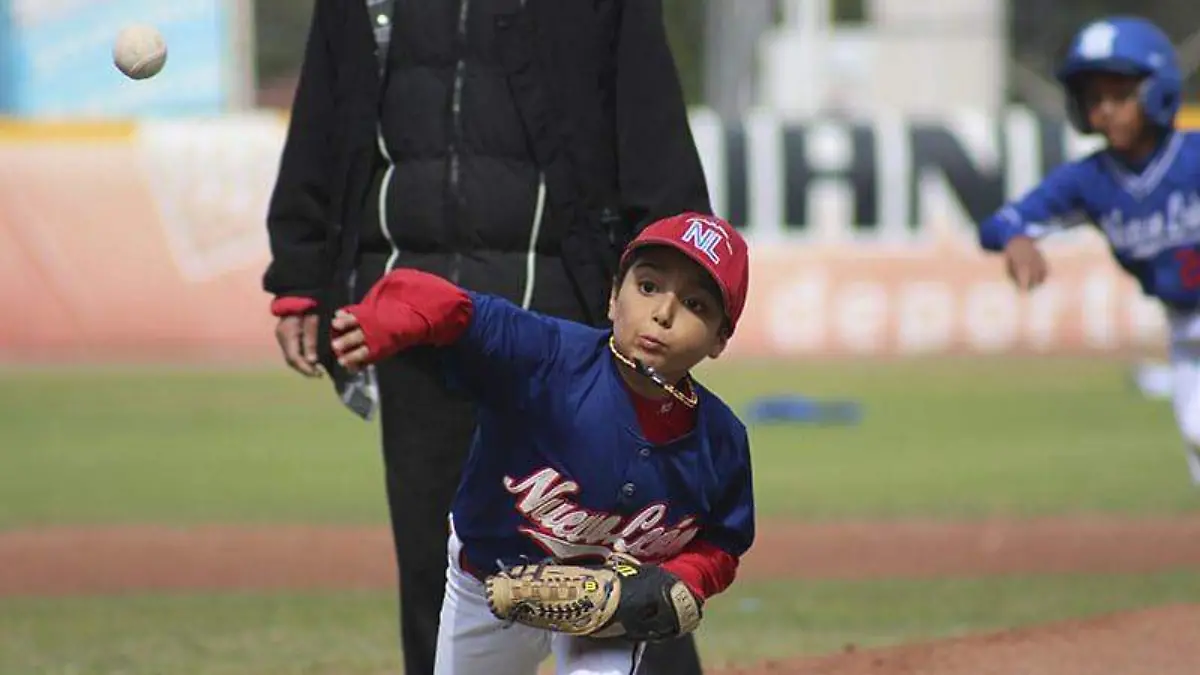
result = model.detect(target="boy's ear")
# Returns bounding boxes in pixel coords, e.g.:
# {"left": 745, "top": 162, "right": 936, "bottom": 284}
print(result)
{"left": 707, "top": 333, "right": 729, "bottom": 360}
{"left": 607, "top": 283, "right": 619, "bottom": 324}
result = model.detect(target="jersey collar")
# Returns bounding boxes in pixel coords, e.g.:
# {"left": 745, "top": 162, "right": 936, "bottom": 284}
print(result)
{"left": 1101, "top": 131, "right": 1183, "bottom": 200}
{"left": 605, "top": 351, "right": 708, "bottom": 448}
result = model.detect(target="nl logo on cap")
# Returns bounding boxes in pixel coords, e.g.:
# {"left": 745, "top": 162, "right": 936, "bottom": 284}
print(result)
{"left": 680, "top": 217, "right": 733, "bottom": 265}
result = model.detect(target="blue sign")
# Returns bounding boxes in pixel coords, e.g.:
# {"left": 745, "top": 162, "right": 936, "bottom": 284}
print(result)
{"left": 0, "top": 0, "right": 237, "bottom": 118}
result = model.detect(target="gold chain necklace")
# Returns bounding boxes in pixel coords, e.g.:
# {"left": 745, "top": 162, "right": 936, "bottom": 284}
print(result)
{"left": 608, "top": 336, "right": 699, "bottom": 409}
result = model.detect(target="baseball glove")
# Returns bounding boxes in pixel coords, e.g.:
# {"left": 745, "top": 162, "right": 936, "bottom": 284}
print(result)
{"left": 484, "top": 553, "right": 702, "bottom": 642}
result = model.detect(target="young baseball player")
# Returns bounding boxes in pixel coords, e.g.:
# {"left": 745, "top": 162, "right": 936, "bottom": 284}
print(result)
{"left": 978, "top": 16, "right": 1200, "bottom": 485}
{"left": 330, "top": 212, "right": 754, "bottom": 675}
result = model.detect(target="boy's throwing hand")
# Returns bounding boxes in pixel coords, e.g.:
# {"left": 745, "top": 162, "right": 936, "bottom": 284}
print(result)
{"left": 327, "top": 269, "right": 477, "bottom": 375}
{"left": 1003, "top": 236, "right": 1048, "bottom": 291}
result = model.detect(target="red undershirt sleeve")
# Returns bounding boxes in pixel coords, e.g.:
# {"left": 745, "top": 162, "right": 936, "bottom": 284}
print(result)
{"left": 660, "top": 539, "right": 739, "bottom": 602}
{"left": 339, "top": 269, "right": 474, "bottom": 361}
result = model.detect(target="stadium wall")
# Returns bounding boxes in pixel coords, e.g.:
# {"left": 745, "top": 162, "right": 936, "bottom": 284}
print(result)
{"left": 2, "top": 107, "right": 1196, "bottom": 362}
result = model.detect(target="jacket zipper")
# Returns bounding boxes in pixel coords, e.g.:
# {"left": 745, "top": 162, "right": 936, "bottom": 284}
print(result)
{"left": 447, "top": 0, "right": 471, "bottom": 284}
{"left": 377, "top": 123, "right": 400, "bottom": 273}
{"left": 521, "top": 172, "right": 547, "bottom": 309}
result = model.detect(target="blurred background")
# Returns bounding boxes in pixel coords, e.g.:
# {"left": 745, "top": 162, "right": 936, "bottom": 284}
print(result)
{"left": 3, "top": 2, "right": 1200, "bottom": 674}
{"left": 4, "top": 0, "right": 1200, "bottom": 361}
{"left": 11, "top": 0, "right": 1200, "bottom": 118}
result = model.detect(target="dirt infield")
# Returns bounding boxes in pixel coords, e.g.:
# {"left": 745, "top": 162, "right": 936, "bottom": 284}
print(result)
{"left": 5, "top": 517, "right": 1200, "bottom": 596}
{"left": 725, "top": 605, "right": 1200, "bottom": 675}
{"left": 3, "top": 516, "right": 1200, "bottom": 674}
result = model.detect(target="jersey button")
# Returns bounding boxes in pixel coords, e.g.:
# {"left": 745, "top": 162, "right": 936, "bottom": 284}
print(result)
{"left": 621, "top": 482, "right": 636, "bottom": 497}
{"left": 639, "top": 447, "right": 651, "bottom": 458}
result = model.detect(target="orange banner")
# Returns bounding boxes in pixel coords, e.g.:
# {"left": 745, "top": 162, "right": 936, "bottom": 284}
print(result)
{"left": 0, "top": 115, "right": 1172, "bottom": 363}
{"left": 0, "top": 117, "right": 283, "bottom": 362}
{"left": 724, "top": 233, "right": 1164, "bottom": 358}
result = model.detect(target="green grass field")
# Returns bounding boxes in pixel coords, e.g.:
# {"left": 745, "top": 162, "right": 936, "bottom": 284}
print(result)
{"left": 2, "top": 357, "right": 1199, "bottom": 674}
{"left": 4, "top": 573, "right": 1199, "bottom": 675}
{"left": 1, "top": 357, "right": 1194, "bottom": 527}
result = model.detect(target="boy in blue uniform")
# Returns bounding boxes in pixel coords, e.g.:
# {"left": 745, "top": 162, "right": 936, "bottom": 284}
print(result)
{"left": 979, "top": 16, "right": 1200, "bottom": 485}
{"left": 330, "top": 212, "right": 754, "bottom": 674}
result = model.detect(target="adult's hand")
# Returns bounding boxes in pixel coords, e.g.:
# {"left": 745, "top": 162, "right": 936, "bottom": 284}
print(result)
{"left": 275, "top": 314, "right": 323, "bottom": 377}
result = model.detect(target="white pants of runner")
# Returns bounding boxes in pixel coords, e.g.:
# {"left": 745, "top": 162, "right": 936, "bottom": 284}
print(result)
{"left": 1167, "top": 310, "right": 1200, "bottom": 485}
{"left": 434, "top": 524, "right": 647, "bottom": 675}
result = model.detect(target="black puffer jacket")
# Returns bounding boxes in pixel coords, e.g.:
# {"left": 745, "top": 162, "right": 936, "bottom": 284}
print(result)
{"left": 358, "top": 0, "right": 580, "bottom": 318}
{"left": 263, "top": 0, "right": 711, "bottom": 373}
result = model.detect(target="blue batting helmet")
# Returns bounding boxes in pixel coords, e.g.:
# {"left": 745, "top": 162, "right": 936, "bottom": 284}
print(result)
{"left": 1056, "top": 17, "right": 1181, "bottom": 133}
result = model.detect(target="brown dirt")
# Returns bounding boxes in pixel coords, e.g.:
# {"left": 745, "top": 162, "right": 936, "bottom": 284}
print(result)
{"left": 3, "top": 516, "right": 1200, "bottom": 675}
{"left": 726, "top": 605, "right": 1200, "bottom": 675}
{"left": 5, "top": 517, "right": 1200, "bottom": 597}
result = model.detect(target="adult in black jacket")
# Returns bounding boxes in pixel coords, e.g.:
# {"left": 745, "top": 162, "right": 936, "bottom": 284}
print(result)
{"left": 263, "top": 1, "right": 713, "bottom": 673}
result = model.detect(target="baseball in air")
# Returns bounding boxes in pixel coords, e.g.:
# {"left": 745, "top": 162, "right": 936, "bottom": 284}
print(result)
{"left": 112, "top": 24, "right": 168, "bottom": 80}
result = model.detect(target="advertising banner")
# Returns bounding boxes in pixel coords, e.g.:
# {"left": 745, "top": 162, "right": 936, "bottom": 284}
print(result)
{"left": 0, "top": 108, "right": 1193, "bottom": 362}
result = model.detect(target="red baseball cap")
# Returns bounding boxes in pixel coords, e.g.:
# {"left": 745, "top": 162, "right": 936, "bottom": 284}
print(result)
{"left": 619, "top": 212, "right": 750, "bottom": 334}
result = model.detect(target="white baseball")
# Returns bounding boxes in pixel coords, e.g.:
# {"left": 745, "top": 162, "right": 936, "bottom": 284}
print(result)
{"left": 113, "top": 24, "right": 168, "bottom": 80}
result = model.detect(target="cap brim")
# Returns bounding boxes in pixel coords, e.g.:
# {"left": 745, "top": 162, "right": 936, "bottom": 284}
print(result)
{"left": 1057, "top": 57, "right": 1149, "bottom": 83}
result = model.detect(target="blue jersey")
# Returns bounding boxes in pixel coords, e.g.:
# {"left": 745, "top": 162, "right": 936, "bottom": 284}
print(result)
{"left": 443, "top": 293, "right": 755, "bottom": 576}
{"left": 979, "top": 131, "right": 1200, "bottom": 309}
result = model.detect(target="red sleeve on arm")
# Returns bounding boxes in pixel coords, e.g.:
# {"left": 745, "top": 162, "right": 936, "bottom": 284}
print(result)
{"left": 270, "top": 296, "right": 318, "bottom": 317}
{"left": 660, "top": 540, "right": 740, "bottom": 602}
{"left": 341, "top": 269, "right": 473, "bottom": 362}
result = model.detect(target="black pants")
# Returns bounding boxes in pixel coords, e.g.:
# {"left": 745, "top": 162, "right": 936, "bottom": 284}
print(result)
{"left": 375, "top": 345, "right": 705, "bottom": 675}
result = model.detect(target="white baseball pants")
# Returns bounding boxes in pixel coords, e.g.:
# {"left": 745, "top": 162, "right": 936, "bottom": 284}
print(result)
{"left": 1167, "top": 310, "right": 1200, "bottom": 485}
{"left": 434, "top": 527, "right": 647, "bottom": 675}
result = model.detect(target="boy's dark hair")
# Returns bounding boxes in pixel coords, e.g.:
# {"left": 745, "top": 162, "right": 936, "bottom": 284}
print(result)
{"left": 615, "top": 247, "right": 732, "bottom": 337}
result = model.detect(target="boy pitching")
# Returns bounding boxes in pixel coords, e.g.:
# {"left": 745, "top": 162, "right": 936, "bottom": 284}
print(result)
{"left": 331, "top": 212, "right": 755, "bottom": 674}
{"left": 978, "top": 16, "right": 1200, "bottom": 485}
